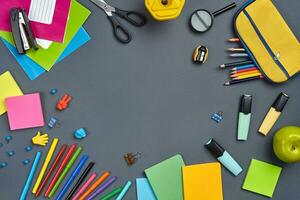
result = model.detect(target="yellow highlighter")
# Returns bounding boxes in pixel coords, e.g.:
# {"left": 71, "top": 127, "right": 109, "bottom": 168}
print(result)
{"left": 258, "top": 93, "right": 289, "bottom": 136}
{"left": 32, "top": 138, "right": 59, "bottom": 194}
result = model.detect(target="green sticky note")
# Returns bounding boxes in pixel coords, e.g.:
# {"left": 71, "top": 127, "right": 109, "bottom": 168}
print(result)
{"left": 145, "top": 154, "right": 185, "bottom": 200}
{"left": 242, "top": 159, "right": 282, "bottom": 197}
{"left": 0, "top": 0, "right": 90, "bottom": 71}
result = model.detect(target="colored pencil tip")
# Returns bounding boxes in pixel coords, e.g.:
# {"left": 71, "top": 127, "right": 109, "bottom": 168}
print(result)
{"left": 223, "top": 82, "right": 230, "bottom": 86}
{"left": 220, "top": 64, "right": 225, "bottom": 68}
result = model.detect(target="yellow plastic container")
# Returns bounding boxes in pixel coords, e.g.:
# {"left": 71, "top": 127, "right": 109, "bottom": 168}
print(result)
{"left": 145, "top": 0, "right": 185, "bottom": 21}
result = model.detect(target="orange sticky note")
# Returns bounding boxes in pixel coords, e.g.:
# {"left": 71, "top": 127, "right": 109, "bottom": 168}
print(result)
{"left": 182, "top": 162, "right": 223, "bottom": 200}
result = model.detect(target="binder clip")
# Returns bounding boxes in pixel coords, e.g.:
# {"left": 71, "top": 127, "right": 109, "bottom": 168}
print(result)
{"left": 124, "top": 152, "right": 141, "bottom": 166}
{"left": 10, "top": 8, "right": 38, "bottom": 54}
{"left": 211, "top": 111, "right": 223, "bottom": 123}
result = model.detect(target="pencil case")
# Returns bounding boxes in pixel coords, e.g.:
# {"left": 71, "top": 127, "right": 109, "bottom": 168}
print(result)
{"left": 233, "top": 0, "right": 300, "bottom": 83}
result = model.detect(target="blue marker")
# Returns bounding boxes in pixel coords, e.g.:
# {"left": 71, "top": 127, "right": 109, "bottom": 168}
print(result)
{"left": 20, "top": 151, "right": 41, "bottom": 200}
{"left": 205, "top": 139, "right": 242, "bottom": 176}
{"left": 56, "top": 155, "right": 89, "bottom": 200}
{"left": 116, "top": 181, "right": 132, "bottom": 200}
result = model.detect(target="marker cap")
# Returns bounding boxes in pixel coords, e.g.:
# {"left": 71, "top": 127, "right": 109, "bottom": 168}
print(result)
{"left": 272, "top": 92, "right": 289, "bottom": 112}
{"left": 205, "top": 138, "right": 225, "bottom": 157}
{"left": 239, "top": 94, "right": 252, "bottom": 114}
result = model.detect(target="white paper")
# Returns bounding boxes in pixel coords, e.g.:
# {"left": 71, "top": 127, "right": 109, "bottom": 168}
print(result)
{"left": 28, "top": 0, "right": 57, "bottom": 24}
{"left": 36, "top": 38, "right": 52, "bottom": 49}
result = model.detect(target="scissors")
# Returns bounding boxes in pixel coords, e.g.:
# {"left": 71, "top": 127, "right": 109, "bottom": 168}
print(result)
{"left": 89, "top": 0, "right": 147, "bottom": 43}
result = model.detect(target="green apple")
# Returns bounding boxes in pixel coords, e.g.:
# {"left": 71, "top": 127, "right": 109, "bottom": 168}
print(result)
{"left": 273, "top": 126, "right": 300, "bottom": 163}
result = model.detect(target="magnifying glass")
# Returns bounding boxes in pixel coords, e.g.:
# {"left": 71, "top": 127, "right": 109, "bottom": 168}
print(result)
{"left": 190, "top": 2, "right": 237, "bottom": 33}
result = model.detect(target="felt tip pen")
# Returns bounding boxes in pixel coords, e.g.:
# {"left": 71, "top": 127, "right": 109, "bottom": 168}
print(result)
{"left": 258, "top": 92, "right": 289, "bottom": 135}
{"left": 238, "top": 95, "right": 252, "bottom": 140}
{"left": 65, "top": 161, "right": 95, "bottom": 200}
{"left": 115, "top": 181, "right": 132, "bottom": 200}
{"left": 99, "top": 187, "right": 123, "bottom": 200}
{"left": 86, "top": 176, "right": 117, "bottom": 200}
{"left": 20, "top": 151, "right": 41, "bottom": 200}
{"left": 73, "top": 172, "right": 98, "bottom": 200}
{"left": 56, "top": 155, "right": 89, "bottom": 200}
{"left": 48, "top": 146, "right": 82, "bottom": 198}
{"left": 205, "top": 138, "right": 242, "bottom": 176}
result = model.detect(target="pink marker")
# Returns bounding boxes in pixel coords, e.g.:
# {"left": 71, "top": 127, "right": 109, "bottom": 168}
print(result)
{"left": 72, "top": 173, "right": 97, "bottom": 200}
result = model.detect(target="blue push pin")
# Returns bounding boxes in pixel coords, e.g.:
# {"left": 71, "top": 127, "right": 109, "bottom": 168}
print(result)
{"left": 7, "top": 151, "right": 15, "bottom": 157}
{"left": 25, "top": 146, "right": 33, "bottom": 152}
{"left": 50, "top": 88, "right": 58, "bottom": 95}
{"left": 23, "top": 159, "right": 30, "bottom": 165}
{"left": 0, "top": 162, "right": 8, "bottom": 168}
{"left": 211, "top": 111, "right": 223, "bottom": 123}
{"left": 48, "top": 117, "right": 59, "bottom": 128}
{"left": 74, "top": 128, "right": 87, "bottom": 139}
{"left": 5, "top": 135, "right": 12, "bottom": 143}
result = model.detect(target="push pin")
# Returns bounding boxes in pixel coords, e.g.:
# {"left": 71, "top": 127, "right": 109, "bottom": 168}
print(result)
{"left": 211, "top": 111, "right": 223, "bottom": 123}
{"left": 5, "top": 135, "right": 12, "bottom": 143}
{"left": 23, "top": 159, "right": 30, "bottom": 165}
{"left": 193, "top": 45, "right": 208, "bottom": 64}
{"left": 25, "top": 146, "right": 33, "bottom": 152}
{"left": 124, "top": 152, "right": 141, "bottom": 166}
{"left": 57, "top": 94, "right": 72, "bottom": 111}
{"left": 74, "top": 128, "right": 87, "bottom": 140}
{"left": 7, "top": 150, "right": 15, "bottom": 157}
{"left": 50, "top": 88, "right": 58, "bottom": 95}
{"left": 0, "top": 162, "right": 8, "bottom": 168}
{"left": 48, "top": 117, "right": 60, "bottom": 128}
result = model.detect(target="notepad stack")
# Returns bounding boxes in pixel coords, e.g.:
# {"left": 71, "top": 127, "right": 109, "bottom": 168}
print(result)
{"left": 0, "top": 0, "right": 91, "bottom": 80}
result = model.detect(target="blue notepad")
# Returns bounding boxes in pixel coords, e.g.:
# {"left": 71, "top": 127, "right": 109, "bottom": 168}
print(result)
{"left": 1, "top": 27, "right": 90, "bottom": 80}
{"left": 136, "top": 178, "right": 157, "bottom": 200}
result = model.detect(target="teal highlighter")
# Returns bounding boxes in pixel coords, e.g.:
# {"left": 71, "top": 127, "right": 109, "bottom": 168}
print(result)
{"left": 237, "top": 95, "right": 252, "bottom": 141}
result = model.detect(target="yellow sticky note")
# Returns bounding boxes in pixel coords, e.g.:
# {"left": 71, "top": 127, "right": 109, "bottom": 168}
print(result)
{"left": 182, "top": 162, "right": 223, "bottom": 200}
{"left": 0, "top": 71, "right": 23, "bottom": 115}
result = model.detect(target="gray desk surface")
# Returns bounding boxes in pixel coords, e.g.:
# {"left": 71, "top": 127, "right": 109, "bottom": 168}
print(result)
{"left": 0, "top": 0, "right": 299, "bottom": 199}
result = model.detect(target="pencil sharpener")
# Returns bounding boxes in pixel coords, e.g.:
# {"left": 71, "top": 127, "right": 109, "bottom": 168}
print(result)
{"left": 193, "top": 45, "right": 208, "bottom": 64}
{"left": 145, "top": 0, "right": 185, "bottom": 21}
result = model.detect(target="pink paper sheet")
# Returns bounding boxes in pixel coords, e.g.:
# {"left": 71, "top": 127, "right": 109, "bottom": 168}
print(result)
{"left": 0, "top": 0, "right": 71, "bottom": 43}
{"left": 5, "top": 93, "right": 45, "bottom": 130}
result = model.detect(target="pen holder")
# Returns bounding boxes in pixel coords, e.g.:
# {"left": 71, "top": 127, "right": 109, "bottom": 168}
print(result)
{"left": 145, "top": 0, "right": 185, "bottom": 21}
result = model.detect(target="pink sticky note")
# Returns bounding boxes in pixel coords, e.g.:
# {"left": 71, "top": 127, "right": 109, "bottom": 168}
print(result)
{"left": 0, "top": 0, "right": 71, "bottom": 43}
{"left": 5, "top": 93, "right": 45, "bottom": 130}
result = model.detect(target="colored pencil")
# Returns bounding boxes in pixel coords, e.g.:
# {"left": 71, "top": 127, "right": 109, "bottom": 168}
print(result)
{"left": 227, "top": 38, "right": 240, "bottom": 42}
{"left": 86, "top": 176, "right": 117, "bottom": 200}
{"left": 20, "top": 151, "right": 41, "bottom": 200}
{"left": 229, "top": 53, "right": 249, "bottom": 58}
{"left": 32, "top": 138, "right": 59, "bottom": 194}
{"left": 232, "top": 72, "right": 262, "bottom": 80}
{"left": 231, "top": 70, "right": 261, "bottom": 77}
{"left": 56, "top": 155, "right": 88, "bottom": 200}
{"left": 78, "top": 171, "right": 110, "bottom": 200}
{"left": 99, "top": 187, "right": 123, "bottom": 200}
{"left": 219, "top": 60, "right": 253, "bottom": 68}
{"left": 232, "top": 64, "right": 256, "bottom": 71}
{"left": 35, "top": 144, "right": 67, "bottom": 197}
{"left": 227, "top": 47, "right": 245, "bottom": 52}
{"left": 65, "top": 162, "right": 95, "bottom": 200}
{"left": 231, "top": 67, "right": 258, "bottom": 74}
{"left": 115, "top": 181, "right": 132, "bottom": 200}
{"left": 224, "top": 76, "right": 264, "bottom": 86}
{"left": 45, "top": 144, "right": 77, "bottom": 197}
{"left": 48, "top": 146, "right": 83, "bottom": 198}
{"left": 72, "top": 172, "right": 98, "bottom": 200}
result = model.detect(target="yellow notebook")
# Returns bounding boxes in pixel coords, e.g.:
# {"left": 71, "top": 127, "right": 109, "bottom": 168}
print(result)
{"left": 182, "top": 162, "right": 223, "bottom": 200}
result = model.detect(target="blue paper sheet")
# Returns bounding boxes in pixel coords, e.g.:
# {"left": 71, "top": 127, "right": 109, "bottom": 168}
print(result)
{"left": 1, "top": 27, "right": 90, "bottom": 80}
{"left": 136, "top": 178, "right": 157, "bottom": 200}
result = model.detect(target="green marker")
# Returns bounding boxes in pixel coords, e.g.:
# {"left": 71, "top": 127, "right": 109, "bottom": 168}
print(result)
{"left": 99, "top": 187, "right": 123, "bottom": 200}
{"left": 48, "top": 146, "right": 82, "bottom": 198}
{"left": 237, "top": 95, "right": 252, "bottom": 140}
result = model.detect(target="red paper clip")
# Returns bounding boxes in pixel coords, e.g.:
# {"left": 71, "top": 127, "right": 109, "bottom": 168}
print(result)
{"left": 56, "top": 94, "right": 72, "bottom": 111}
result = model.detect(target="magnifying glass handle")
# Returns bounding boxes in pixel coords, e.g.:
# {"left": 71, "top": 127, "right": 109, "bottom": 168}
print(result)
{"left": 212, "top": 2, "right": 237, "bottom": 17}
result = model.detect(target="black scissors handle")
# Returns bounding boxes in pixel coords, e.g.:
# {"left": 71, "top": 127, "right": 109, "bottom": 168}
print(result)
{"left": 108, "top": 15, "right": 132, "bottom": 43}
{"left": 114, "top": 8, "right": 147, "bottom": 27}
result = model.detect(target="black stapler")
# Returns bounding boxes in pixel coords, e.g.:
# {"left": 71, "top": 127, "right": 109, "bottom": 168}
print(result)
{"left": 10, "top": 8, "right": 38, "bottom": 54}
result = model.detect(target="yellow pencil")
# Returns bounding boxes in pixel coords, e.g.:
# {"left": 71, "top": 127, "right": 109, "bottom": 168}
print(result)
{"left": 32, "top": 138, "right": 59, "bottom": 194}
{"left": 231, "top": 70, "right": 260, "bottom": 77}
{"left": 232, "top": 72, "right": 262, "bottom": 80}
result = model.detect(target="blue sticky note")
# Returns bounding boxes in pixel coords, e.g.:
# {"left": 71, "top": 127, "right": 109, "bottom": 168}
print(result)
{"left": 1, "top": 27, "right": 90, "bottom": 80}
{"left": 136, "top": 178, "right": 157, "bottom": 200}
